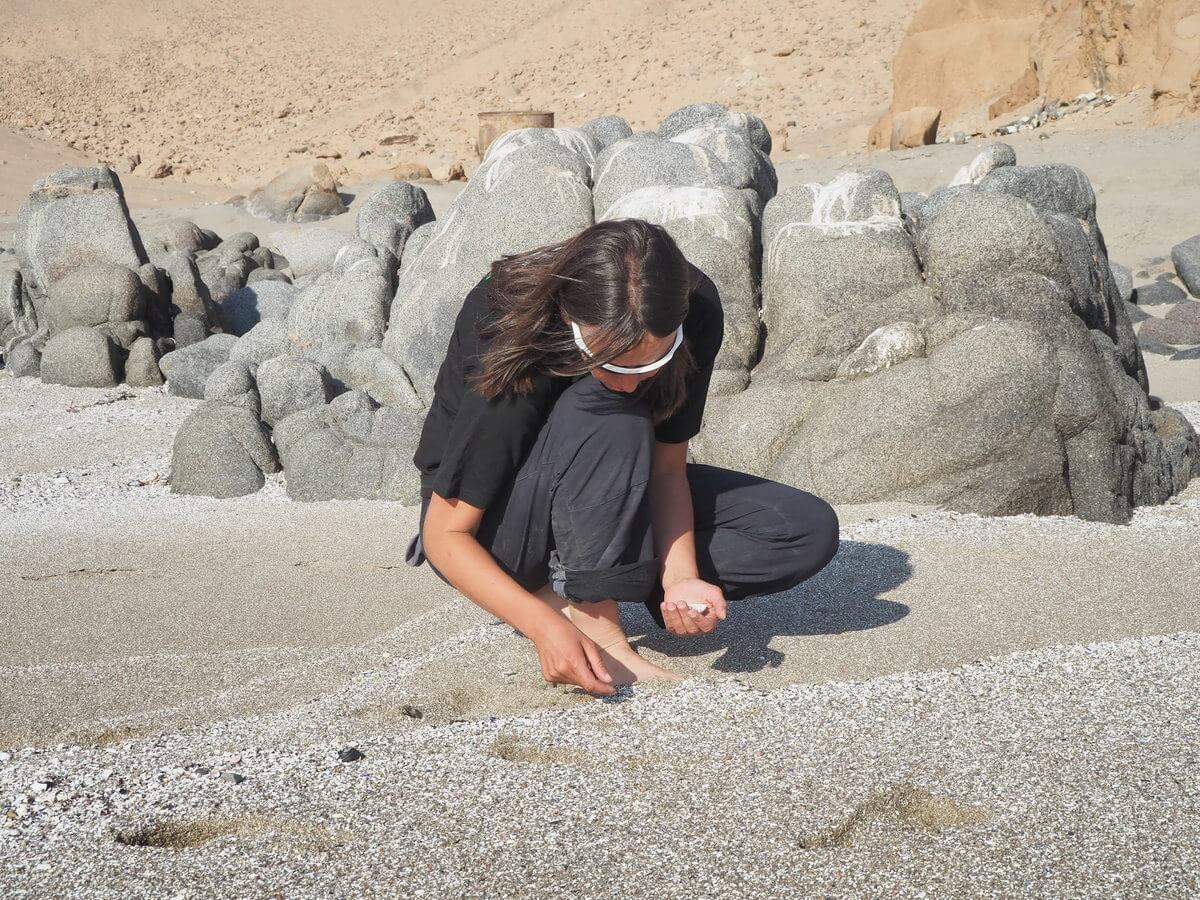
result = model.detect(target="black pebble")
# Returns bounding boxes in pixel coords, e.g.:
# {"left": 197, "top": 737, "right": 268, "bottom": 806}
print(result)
{"left": 338, "top": 747, "right": 365, "bottom": 763}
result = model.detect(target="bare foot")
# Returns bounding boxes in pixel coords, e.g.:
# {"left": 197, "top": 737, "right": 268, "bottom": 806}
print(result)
{"left": 567, "top": 598, "right": 681, "bottom": 686}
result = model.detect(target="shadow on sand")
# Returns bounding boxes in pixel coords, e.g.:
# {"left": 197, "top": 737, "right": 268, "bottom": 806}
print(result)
{"left": 626, "top": 540, "right": 912, "bottom": 674}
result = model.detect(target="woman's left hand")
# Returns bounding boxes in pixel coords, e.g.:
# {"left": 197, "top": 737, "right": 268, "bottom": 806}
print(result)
{"left": 660, "top": 578, "right": 727, "bottom": 636}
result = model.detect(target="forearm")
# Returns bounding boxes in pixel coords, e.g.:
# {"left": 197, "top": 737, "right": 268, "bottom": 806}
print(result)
{"left": 424, "top": 530, "right": 558, "bottom": 639}
{"left": 649, "top": 469, "right": 700, "bottom": 589}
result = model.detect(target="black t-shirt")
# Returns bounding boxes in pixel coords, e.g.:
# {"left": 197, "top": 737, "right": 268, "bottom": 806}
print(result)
{"left": 412, "top": 264, "right": 725, "bottom": 509}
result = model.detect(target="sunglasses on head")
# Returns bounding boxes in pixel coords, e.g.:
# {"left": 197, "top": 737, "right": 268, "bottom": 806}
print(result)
{"left": 570, "top": 320, "right": 684, "bottom": 375}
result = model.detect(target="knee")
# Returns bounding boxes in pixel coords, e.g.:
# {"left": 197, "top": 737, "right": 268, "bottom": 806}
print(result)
{"left": 780, "top": 489, "right": 840, "bottom": 584}
{"left": 552, "top": 378, "right": 653, "bottom": 458}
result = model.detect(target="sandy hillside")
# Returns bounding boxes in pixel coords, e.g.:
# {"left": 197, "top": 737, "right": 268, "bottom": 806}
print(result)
{"left": 0, "top": 0, "right": 920, "bottom": 191}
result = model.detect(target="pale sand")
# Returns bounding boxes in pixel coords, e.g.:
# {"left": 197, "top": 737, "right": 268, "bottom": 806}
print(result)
{"left": 0, "top": 370, "right": 1197, "bottom": 893}
{"left": 2, "top": 375, "right": 1198, "bottom": 751}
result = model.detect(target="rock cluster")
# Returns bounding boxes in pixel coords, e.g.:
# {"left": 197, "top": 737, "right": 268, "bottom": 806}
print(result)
{"left": 1124, "top": 233, "right": 1200, "bottom": 360}
{"left": 4, "top": 103, "right": 1197, "bottom": 521}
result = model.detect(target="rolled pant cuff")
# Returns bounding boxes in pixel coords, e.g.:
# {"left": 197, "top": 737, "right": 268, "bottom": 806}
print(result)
{"left": 550, "top": 554, "right": 660, "bottom": 605}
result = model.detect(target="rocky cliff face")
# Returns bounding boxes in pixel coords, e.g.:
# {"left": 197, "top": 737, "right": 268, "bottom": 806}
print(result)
{"left": 873, "top": 0, "right": 1200, "bottom": 143}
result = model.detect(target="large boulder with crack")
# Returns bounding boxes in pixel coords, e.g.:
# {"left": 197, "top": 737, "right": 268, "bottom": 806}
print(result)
{"left": 692, "top": 151, "right": 1196, "bottom": 523}
{"left": 756, "top": 170, "right": 933, "bottom": 383}
{"left": 15, "top": 166, "right": 148, "bottom": 302}
{"left": 273, "top": 390, "right": 424, "bottom": 502}
{"left": 169, "top": 401, "right": 280, "bottom": 498}
{"left": 13, "top": 166, "right": 156, "bottom": 385}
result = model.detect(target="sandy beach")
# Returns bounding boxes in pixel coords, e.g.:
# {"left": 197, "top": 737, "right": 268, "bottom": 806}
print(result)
{"left": 3, "top": 1, "right": 1200, "bottom": 893}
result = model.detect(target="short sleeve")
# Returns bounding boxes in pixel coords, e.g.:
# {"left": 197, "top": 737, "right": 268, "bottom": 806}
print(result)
{"left": 428, "top": 376, "right": 560, "bottom": 510}
{"left": 653, "top": 277, "right": 725, "bottom": 444}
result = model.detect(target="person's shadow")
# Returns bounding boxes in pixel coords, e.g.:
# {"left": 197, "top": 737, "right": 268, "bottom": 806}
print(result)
{"left": 625, "top": 540, "right": 911, "bottom": 673}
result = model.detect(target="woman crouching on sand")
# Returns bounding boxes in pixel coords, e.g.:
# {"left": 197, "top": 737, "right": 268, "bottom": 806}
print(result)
{"left": 404, "top": 218, "right": 840, "bottom": 696}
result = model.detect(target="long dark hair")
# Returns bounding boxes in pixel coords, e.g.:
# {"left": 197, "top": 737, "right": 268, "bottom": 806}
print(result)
{"left": 470, "top": 218, "right": 697, "bottom": 423}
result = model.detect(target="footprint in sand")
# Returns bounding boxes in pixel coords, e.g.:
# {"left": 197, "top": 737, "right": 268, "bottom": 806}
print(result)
{"left": 799, "top": 783, "right": 990, "bottom": 849}
{"left": 113, "top": 816, "right": 352, "bottom": 852}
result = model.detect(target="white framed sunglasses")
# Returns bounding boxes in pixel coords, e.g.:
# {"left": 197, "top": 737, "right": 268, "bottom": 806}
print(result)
{"left": 570, "top": 320, "right": 684, "bottom": 375}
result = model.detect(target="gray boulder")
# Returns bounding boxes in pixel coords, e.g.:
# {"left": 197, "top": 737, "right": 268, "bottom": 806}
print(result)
{"left": 124, "top": 336, "right": 163, "bottom": 387}
{"left": 266, "top": 226, "right": 354, "bottom": 278}
{"left": 1171, "top": 234, "right": 1200, "bottom": 297}
{"left": 1136, "top": 281, "right": 1188, "bottom": 306}
{"left": 39, "top": 326, "right": 119, "bottom": 387}
{"left": 141, "top": 218, "right": 217, "bottom": 259}
{"left": 45, "top": 264, "right": 145, "bottom": 333}
{"left": 658, "top": 102, "right": 771, "bottom": 156}
{"left": 172, "top": 313, "right": 209, "bottom": 350}
{"left": 221, "top": 281, "right": 296, "bottom": 336}
{"left": 15, "top": 166, "right": 147, "bottom": 300}
{"left": 194, "top": 247, "right": 257, "bottom": 306}
{"left": 256, "top": 355, "right": 334, "bottom": 426}
{"left": 162, "top": 250, "right": 218, "bottom": 331}
{"left": 1139, "top": 304, "right": 1200, "bottom": 346}
{"left": 949, "top": 142, "right": 1017, "bottom": 186}
{"left": 592, "top": 136, "right": 736, "bottom": 219}
{"left": 203, "top": 358, "right": 261, "bottom": 416}
{"left": 159, "top": 333, "right": 238, "bottom": 398}
{"left": 218, "top": 232, "right": 260, "bottom": 256}
{"left": 667, "top": 123, "right": 777, "bottom": 204}
{"left": 581, "top": 115, "right": 634, "bottom": 151}
{"left": 1124, "top": 300, "right": 1150, "bottom": 323}
{"left": 356, "top": 182, "right": 436, "bottom": 260}
{"left": 285, "top": 242, "right": 393, "bottom": 384}
{"left": 169, "top": 401, "right": 279, "bottom": 498}
{"left": 482, "top": 126, "right": 602, "bottom": 172}
{"left": 230, "top": 319, "right": 291, "bottom": 367}
{"left": 273, "top": 390, "right": 423, "bottom": 502}
{"left": 759, "top": 170, "right": 930, "bottom": 381}
{"left": 4, "top": 337, "right": 41, "bottom": 378}
{"left": 243, "top": 163, "right": 347, "bottom": 223}
{"left": 248, "top": 267, "right": 290, "bottom": 285}
{"left": 1171, "top": 345, "right": 1200, "bottom": 361}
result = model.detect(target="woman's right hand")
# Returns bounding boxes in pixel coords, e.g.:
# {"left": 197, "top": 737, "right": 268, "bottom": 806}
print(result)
{"left": 530, "top": 613, "right": 616, "bottom": 696}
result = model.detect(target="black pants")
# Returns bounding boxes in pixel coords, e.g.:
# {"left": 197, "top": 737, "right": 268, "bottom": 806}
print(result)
{"left": 405, "top": 374, "right": 840, "bottom": 629}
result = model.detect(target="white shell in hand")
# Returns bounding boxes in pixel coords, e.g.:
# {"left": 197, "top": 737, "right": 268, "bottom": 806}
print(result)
{"left": 686, "top": 602, "right": 709, "bottom": 613}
